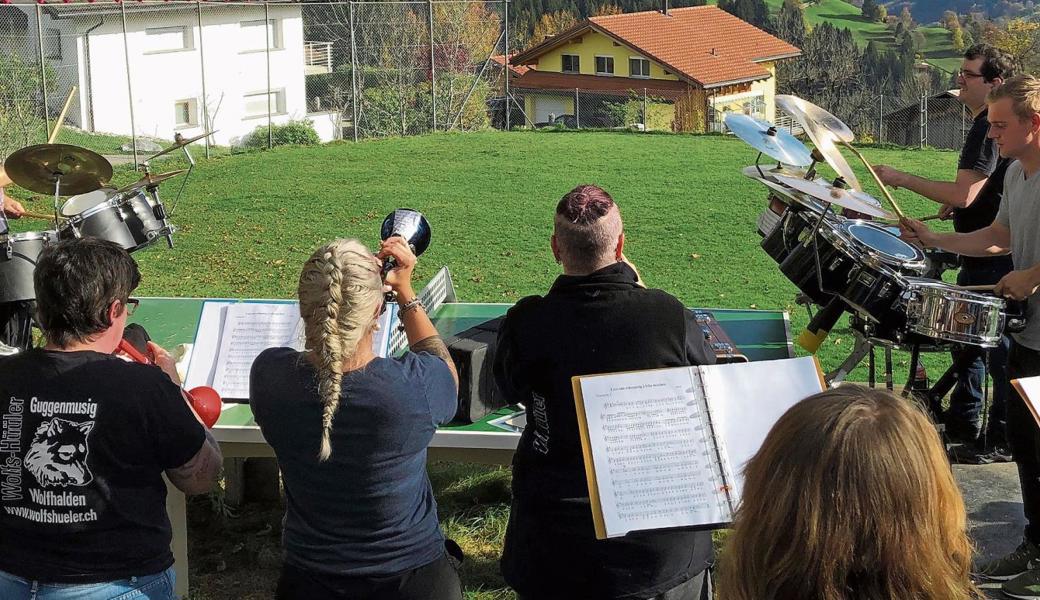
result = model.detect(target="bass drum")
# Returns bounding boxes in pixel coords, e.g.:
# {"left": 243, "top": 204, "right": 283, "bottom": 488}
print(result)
{"left": 0, "top": 230, "right": 57, "bottom": 303}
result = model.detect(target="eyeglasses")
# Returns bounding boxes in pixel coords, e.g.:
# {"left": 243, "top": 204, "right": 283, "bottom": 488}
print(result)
{"left": 958, "top": 69, "right": 985, "bottom": 80}
{"left": 124, "top": 298, "right": 139, "bottom": 316}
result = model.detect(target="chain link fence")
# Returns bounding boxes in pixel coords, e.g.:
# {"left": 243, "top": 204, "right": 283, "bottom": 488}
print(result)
{"left": 0, "top": 0, "right": 510, "bottom": 165}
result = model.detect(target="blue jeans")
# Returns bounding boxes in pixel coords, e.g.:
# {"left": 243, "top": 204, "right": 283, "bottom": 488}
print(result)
{"left": 947, "top": 265, "right": 1011, "bottom": 444}
{"left": 0, "top": 567, "right": 175, "bottom": 600}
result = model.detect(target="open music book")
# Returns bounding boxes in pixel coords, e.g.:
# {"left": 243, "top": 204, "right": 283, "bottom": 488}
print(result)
{"left": 185, "top": 300, "right": 396, "bottom": 400}
{"left": 1012, "top": 376, "right": 1040, "bottom": 427}
{"left": 573, "top": 356, "right": 825, "bottom": 539}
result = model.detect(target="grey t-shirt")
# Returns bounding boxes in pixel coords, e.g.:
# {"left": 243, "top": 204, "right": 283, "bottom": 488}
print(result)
{"left": 996, "top": 160, "right": 1040, "bottom": 349}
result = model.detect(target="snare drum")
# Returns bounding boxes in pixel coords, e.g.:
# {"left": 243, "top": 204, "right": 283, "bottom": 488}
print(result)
{"left": 903, "top": 278, "right": 1006, "bottom": 347}
{"left": 59, "top": 189, "right": 173, "bottom": 252}
{"left": 0, "top": 230, "right": 57, "bottom": 303}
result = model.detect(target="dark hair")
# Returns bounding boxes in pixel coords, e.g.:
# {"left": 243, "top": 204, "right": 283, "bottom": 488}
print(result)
{"left": 34, "top": 238, "right": 140, "bottom": 347}
{"left": 964, "top": 43, "right": 1017, "bottom": 82}
{"left": 555, "top": 184, "right": 616, "bottom": 225}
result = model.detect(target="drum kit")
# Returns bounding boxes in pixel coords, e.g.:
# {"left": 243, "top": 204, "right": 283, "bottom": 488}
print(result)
{"left": 727, "top": 96, "right": 1025, "bottom": 386}
{"left": 0, "top": 131, "right": 208, "bottom": 353}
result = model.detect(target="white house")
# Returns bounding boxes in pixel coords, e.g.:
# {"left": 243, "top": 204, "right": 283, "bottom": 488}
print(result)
{"left": 19, "top": 1, "right": 340, "bottom": 146}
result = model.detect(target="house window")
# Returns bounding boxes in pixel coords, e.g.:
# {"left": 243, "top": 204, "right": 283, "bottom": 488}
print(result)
{"left": 629, "top": 58, "right": 650, "bottom": 78}
{"left": 244, "top": 89, "right": 286, "bottom": 118}
{"left": 144, "top": 26, "right": 193, "bottom": 53}
{"left": 595, "top": 56, "right": 614, "bottom": 75}
{"left": 240, "top": 19, "right": 283, "bottom": 52}
{"left": 174, "top": 99, "right": 198, "bottom": 128}
{"left": 561, "top": 54, "right": 580, "bottom": 73}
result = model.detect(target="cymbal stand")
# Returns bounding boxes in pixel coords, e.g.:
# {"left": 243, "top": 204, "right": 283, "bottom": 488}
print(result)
{"left": 52, "top": 175, "right": 64, "bottom": 230}
{"left": 168, "top": 142, "right": 195, "bottom": 216}
{"left": 805, "top": 148, "right": 825, "bottom": 180}
{"left": 825, "top": 331, "right": 871, "bottom": 385}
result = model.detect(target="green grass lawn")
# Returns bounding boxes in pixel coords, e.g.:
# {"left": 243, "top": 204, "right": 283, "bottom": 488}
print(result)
{"left": 10, "top": 130, "right": 965, "bottom": 599}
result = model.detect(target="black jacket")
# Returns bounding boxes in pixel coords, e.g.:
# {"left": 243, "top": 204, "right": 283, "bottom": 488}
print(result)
{"left": 494, "top": 262, "right": 716, "bottom": 599}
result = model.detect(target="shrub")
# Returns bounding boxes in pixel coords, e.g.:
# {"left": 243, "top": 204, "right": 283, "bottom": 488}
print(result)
{"left": 243, "top": 119, "right": 321, "bottom": 149}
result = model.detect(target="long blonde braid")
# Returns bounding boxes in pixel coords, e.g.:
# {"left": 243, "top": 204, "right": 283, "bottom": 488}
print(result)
{"left": 298, "top": 239, "right": 383, "bottom": 461}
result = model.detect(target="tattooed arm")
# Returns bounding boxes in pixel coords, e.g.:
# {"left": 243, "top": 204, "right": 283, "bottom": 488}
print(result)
{"left": 165, "top": 429, "right": 223, "bottom": 495}
{"left": 411, "top": 334, "right": 459, "bottom": 391}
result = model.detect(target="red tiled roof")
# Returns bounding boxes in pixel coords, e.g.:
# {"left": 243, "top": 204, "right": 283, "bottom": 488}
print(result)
{"left": 511, "top": 70, "right": 692, "bottom": 98}
{"left": 512, "top": 6, "right": 801, "bottom": 89}
{"left": 490, "top": 55, "right": 531, "bottom": 77}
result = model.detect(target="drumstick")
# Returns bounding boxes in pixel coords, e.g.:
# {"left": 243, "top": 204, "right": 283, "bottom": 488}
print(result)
{"left": 919, "top": 214, "right": 943, "bottom": 222}
{"left": 21, "top": 210, "right": 65, "bottom": 221}
{"left": 838, "top": 141, "right": 906, "bottom": 220}
{"left": 47, "top": 86, "right": 78, "bottom": 144}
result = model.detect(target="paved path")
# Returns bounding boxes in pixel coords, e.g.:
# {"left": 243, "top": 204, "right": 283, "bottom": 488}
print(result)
{"left": 957, "top": 462, "right": 1025, "bottom": 598}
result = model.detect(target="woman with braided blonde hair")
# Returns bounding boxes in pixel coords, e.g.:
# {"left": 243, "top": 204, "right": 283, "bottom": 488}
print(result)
{"left": 250, "top": 236, "right": 462, "bottom": 600}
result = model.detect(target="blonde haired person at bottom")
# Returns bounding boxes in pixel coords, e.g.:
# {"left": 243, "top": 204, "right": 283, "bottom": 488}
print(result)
{"left": 249, "top": 236, "right": 462, "bottom": 600}
{"left": 719, "top": 386, "right": 980, "bottom": 600}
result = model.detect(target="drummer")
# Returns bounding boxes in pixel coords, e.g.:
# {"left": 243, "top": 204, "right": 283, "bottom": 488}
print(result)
{"left": 878, "top": 44, "right": 1016, "bottom": 456}
{"left": 900, "top": 75, "right": 1040, "bottom": 597}
{"left": 0, "top": 166, "right": 26, "bottom": 220}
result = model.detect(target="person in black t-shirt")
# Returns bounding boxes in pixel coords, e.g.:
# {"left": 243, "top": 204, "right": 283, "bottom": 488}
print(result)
{"left": 0, "top": 165, "right": 31, "bottom": 355}
{"left": 875, "top": 44, "right": 1017, "bottom": 453}
{"left": 0, "top": 238, "right": 222, "bottom": 600}
{"left": 494, "top": 185, "right": 717, "bottom": 600}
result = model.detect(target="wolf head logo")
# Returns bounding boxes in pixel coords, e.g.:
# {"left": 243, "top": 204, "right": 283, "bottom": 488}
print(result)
{"left": 24, "top": 418, "right": 94, "bottom": 488}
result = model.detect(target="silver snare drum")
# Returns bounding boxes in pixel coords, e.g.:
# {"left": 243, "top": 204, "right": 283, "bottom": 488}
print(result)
{"left": 59, "top": 189, "right": 173, "bottom": 252}
{"left": 0, "top": 230, "right": 57, "bottom": 303}
{"left": 904, "top": 278, "right": 1006, "bottom": 347}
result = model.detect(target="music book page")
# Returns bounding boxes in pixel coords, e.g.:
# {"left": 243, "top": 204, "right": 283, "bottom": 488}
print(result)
{"left": 574, "top": 356, "right": 824, "bottom": 539}
{"left": 211, "top": 303, "right": 303, "bottom": 399}
{"left": 575, "top": 367, "right": 732, "bottom": 538}
{"left": 1012, "top": 376, "right": 1040, "bottom": 428}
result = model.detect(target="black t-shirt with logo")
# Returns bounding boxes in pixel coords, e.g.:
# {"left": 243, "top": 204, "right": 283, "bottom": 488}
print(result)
{"left": 954, "top": 109, "right": 1015, "bottom": 272}
{"left": 0, "top": 350, "right": 205, "bottom": 583}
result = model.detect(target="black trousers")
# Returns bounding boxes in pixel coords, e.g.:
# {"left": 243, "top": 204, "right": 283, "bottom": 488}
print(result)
{"left": 276, "top": 553, "right": 462, "bottom": 600}
{"left": 0, "top": 301, "right": 34, "bottom": 351}
{"left": 517, "top": 568, "right": 712, "bottom": 600}
{"left": 1007, "top": 341, "right": 1040, "bottom": 544}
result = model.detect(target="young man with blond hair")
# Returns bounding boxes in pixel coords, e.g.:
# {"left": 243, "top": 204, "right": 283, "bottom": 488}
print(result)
{"left": 901, "top": 75, "right": 1040, "bottom": 598}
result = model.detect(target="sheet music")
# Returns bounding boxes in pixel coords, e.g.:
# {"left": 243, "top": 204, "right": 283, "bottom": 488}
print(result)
{"left": 211, "top": 303, "right": 303, "bottom": 399}
{"left": 1012, "top": 376, "right": 1040, "bottom": 428}
{"left": 579, "top": 367, "right": 731, "bottom": 538}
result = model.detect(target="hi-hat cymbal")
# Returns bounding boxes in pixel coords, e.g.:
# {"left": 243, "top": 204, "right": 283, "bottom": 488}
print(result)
{"left": 774, "top": 175, "right": 891, "bottom": 219}
{"left": 741, "top": 164, "right": 807, "bottom": 182}
{"left": 4, "top": 144, "right": 112, "bottom": 196}
{"left": 725, "top": 114, "right": 813, "bottom": 166}
{"left": 775, "top": 95, "right": 861, "bottom": 191}
{"left": 115, "top": 169, "right": 186, "bottom": 195}
{"left": 146, "top": 130, "right": 214, "bottom": 162}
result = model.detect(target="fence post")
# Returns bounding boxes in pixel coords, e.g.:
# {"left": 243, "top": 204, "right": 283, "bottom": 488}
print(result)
{"left": 350, "top": 1, "right": 359, "bottom": 142}
{"left": 962, "top": 103, "right": 967, "bottom": 144}
{"left": 196, "top": 0, "right": 210, "bottom": 159}
{"left": 427, "top": 0, "right": 436, "bottom": 132}
{"left": 35, "top": 5, "right": 49, "bottom": 142}
{"left": 119, "top": 2, "right": 139, "bottom": 167}
{"left": 264, "top": 1, "right": 273, "bottom": 149}
{"left": 919, "top": 95, "right": 926, "bottom": 148}
{"left": 574, "top": 88, "right": 579, "bottom": 128}
{"left": 503, "top": 0, "right": 510, "bottom": 130}
{"left": 642, "top": 88, "right": 647, "bottom": 130}
{"left": 878, "top": 93, "right": 883, "bottom": 143}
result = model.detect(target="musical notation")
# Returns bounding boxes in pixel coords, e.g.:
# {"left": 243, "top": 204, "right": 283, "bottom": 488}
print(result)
{"left": 211, "top": 304, "right": 303, "bottom": 399}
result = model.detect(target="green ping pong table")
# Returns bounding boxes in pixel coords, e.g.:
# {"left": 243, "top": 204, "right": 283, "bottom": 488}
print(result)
{"left": 131, "top": 298, "right": 792, "bottom": 598}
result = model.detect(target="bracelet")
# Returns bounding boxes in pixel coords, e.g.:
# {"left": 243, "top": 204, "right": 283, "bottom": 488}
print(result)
{"left": 399, "top": 296, "right": 426, "bottom": 316}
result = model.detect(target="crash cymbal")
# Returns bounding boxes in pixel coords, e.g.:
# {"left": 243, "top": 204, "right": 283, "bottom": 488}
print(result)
{"left": 774, "top": 175, "right": 892, "bottom": 219}
{"left": 4, "top": 144, "right": 112, "bottom": 196}
{"left": 741, "top": 164, "right": 807, "bottom": 182}
{"left": 146, "top": 130, "right": 214, "bottom": 162}
{"left": 725, "top": 114, "right": 813, "bottom": 166}
{"left": 775, "top": 95, "right": 861, "bottom": 191}
{"left": 115, "top": 169, "right": 186, "bottom": 195}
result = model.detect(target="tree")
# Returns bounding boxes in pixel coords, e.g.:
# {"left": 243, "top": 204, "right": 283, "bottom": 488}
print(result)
{"left": 531, "top": 10, "right": 578, "bottom": 43}
{"left": 0, "top": 53, "right": 51, "bottom": 159}
{"left": 775, "top": 0, "right": 806, "bottom": 47}
{"left": 942, "top": 10, "right": 960, "bottom": 31}
{"left": 591, "top": 4, "right": 623, "bottom": 16}
{"left": 718, "top": 0, "right": 774, "bottom": 32}
{"left": 984, "top": 17, "right": 1040, "bottom": 73}
{"left": 953, "top": 26, "right": 966, "bottom": 51}
{"left": 861, "top": 0, "right": 883, "bottom": 23}
{"left": 900, "top": 6, "right": 914, "bottom": 29}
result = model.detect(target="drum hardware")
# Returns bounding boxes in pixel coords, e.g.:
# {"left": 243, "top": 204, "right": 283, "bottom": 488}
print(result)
{"left": 774, "top": 175, "right": 891, "bottom": 219}
{"left": 144, "top": 130, "right": 214, "bottom": 163}
{"left": 724, "top": 113, "right": 813, "bottom": 167}
{"left": 114, "top": 169, "right": 186, "bottom": 197}
{"left": 776, "top": 94, "right": 861, "bottom": 191}
{"left": 380, "top": 208, "right": 432, "bottom": 302}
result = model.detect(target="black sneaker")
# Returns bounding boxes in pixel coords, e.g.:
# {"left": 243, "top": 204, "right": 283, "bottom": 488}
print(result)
{"left": 974, "top": 539, "right": 1040, "bottom": 581}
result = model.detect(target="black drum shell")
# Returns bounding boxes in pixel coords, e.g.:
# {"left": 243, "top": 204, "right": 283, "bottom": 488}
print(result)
{"left": 59, "top": 192, "right": 165, "bottom": 252}
{"left": 0, "top": 233, "right": 51, "bottom": 303}
{"left": 838, "top": 265, "right": 905, "bottom": 322}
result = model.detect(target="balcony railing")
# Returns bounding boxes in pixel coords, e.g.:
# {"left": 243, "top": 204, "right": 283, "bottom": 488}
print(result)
{"left": 304, "top": 41, "right": 333, "bottom": 74}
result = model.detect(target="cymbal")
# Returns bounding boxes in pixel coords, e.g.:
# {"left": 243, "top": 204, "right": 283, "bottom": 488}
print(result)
{"left": 146, "top": 130, "right": 214, "bottom": 162}
{"left": 741, "top": 164, "right": 807, "bottom": 182}
{"left": 4, "top": 144, "right": 112, "bottom": 196}
{"left": 725, "top": 114, "right": 813, "bottom": 166}
{"left": 775, "top": 95, "right": 861, "bottom": 191}
{"left": 774, "top": 175, "right": 891, "bottom": 219}
{"left": 115, "top": 169, "right": 186, "bottom": 195}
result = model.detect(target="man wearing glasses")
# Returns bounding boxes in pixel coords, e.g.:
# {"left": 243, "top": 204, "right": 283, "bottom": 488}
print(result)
{"left": 0, "top": 237, "right": 221, "bottom": 599}
{"left": 875, "top": 44, "right": 1017, "bottom": 461}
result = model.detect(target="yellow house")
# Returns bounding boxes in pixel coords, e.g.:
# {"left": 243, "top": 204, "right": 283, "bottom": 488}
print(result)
{"left": 509, "top": 5, "right": 801, "bottom": 131}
